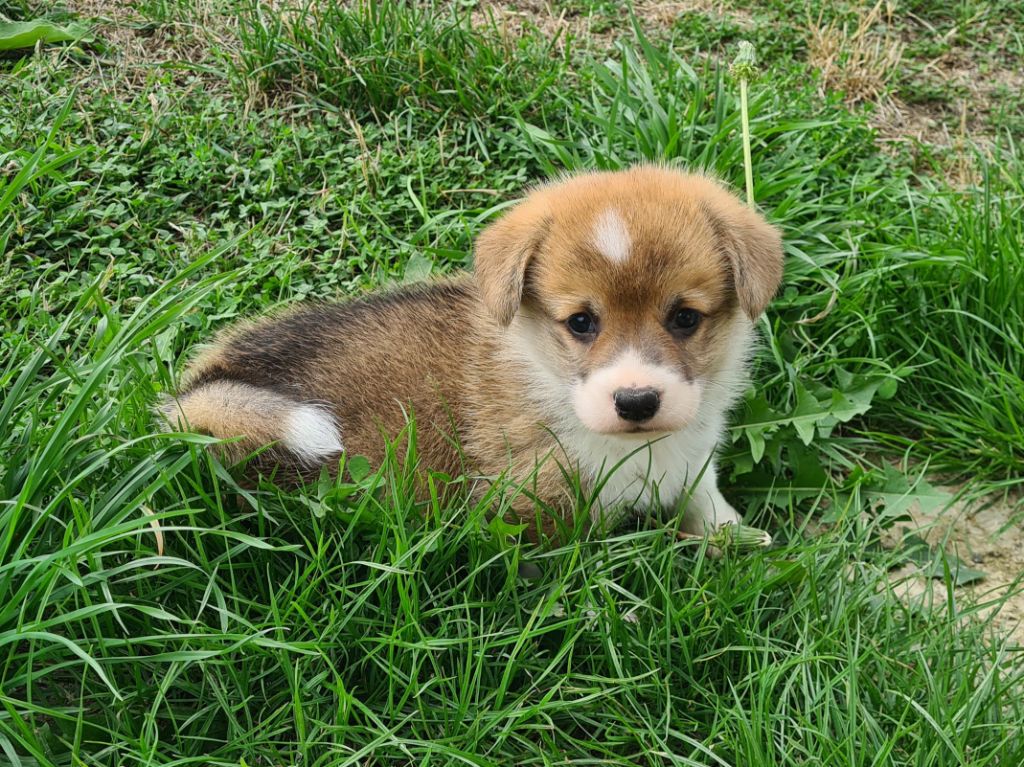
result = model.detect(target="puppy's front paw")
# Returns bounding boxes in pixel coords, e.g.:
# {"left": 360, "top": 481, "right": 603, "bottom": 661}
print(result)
{"left": 704, "top": 499, "right": 742, "bottom": 531}
{"left": 680, "top": 493, "right": 741, "bottom": 535}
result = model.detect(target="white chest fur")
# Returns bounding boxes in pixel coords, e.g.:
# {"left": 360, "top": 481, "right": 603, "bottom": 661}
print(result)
{"left": 560, "top": 414, "right": 725, "bottom": 527}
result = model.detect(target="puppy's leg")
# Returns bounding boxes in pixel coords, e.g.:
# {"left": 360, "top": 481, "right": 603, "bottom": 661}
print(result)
{"left": 497, "top": 456, "right": 580, "bottom": 579}
{"left": 679, "top": 456, "right": 741, "bottom": 535}
{"left": 490, "top": 451, "right": 577, "bottom": 544}
{"left": 158, "top": 380, "right": 343, "bottom": 468}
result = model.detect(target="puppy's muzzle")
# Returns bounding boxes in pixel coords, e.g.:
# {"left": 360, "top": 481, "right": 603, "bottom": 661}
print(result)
{"left": 613, "top": 387, "right": 661, "bottom": 423}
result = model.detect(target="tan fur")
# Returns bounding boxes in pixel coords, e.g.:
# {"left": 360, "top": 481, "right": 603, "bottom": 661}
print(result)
{"left": 162, "top": 166, "right": 784, "bottom": 540}
{"left": 163, "top": 381, "right": 291, "bottom": 464}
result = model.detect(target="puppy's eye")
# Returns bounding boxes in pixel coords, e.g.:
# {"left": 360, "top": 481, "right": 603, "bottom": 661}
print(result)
{"left": 670, "top": 308, "right": 702, "bottom": 335}
{"left": 566, "top": 312, "right": 597, "bottom": 337}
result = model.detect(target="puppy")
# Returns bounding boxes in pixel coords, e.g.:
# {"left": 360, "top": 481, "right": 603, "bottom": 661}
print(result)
{"left": 162, "top": 166, "right": 783, "bottom": 540}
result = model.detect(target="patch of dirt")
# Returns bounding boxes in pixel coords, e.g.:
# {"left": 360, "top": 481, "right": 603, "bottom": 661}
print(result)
{"left": 471, "top": 0, "right": 751, "bottom": 51}
{"left": 807, "top": 0, "right": 904, "bottom": 107}
{"left": 633, "top": 0, "right": 753, "bottom": 30}
{"left": 836, "top": 8, "right": 1021, "bottom": 160}
{"left": 66, "top": 0, "right": 235, "bottom": 98}
{"left": 886, "top": 490, "right": 1024, "bottom": 646}
{"left": 796, "top": 1, "right": 1022, "bottom": 176}
{"left": 871, "top": 56, "right": 1022, "bottom": 169}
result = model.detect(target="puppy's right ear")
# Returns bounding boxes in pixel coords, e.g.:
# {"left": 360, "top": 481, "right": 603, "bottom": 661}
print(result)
{"left": 473, "top": 195, "right": 551, "bottom": 326}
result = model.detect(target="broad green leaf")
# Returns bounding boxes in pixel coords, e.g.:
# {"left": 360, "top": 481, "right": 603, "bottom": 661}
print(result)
{"left": 402, "top": 251, "right": 433, "bottom": 283}
{"left": 791, "top": 382, "right": 825, "bottom": 445}
{"left": 926, "top": 555, "right": 986, "bottom": 587}
{"left": 899, "top": 536, "right": 986, "bottom": 586}
{"left": 0, "top": 20, "right": 93, "bottom": 51}
{"left": 737, "top": 394, "right": 780, "bottom": 463}
{"left": 347, "top": 454, "right": 372, "bottom": 483}
{"left": 877, "top": 377, "right": 899, "bottom": 399}
{"left": 486, "top": 514, "right": 527, "bottom": 538}
{"left": 867, "top": 465, "right": 950, "bottom": 520}
{"left": 829, "top": 378, "right": 884, "bottom": 422}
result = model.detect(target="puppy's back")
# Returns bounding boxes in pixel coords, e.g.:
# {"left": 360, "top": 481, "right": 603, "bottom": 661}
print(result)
{"left": 161, "top": 278, "right": 478, "bottom": 474}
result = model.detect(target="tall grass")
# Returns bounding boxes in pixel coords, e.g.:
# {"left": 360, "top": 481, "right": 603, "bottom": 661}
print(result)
{"left": 864, "top": 155, "right": 1024, "bottom": 485}
{"left": 2, "top": 274, "right": 1021, "bottom": 762}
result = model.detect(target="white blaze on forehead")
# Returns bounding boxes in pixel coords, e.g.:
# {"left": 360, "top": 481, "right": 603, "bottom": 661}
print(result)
{"left": 283, "top": 404, "right": 344, "bottom": 464}
{"left": 591, "top": 208, "right": 631, "bottom": 263}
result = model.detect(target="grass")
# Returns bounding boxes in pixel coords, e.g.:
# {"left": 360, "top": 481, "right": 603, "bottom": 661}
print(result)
{"left": 231, "top": 0, "right": 568, "bottom": 117}
{"left": 2, "top": 0, "right": 1024, "bottom": 763}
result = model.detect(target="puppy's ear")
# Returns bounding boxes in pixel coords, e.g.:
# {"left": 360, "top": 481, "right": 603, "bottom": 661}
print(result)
{"left": 704, "top": 197, "right": 784, "bottom": 320}
{"left": 473, "top": 196, "right": 551, "bottom": 326}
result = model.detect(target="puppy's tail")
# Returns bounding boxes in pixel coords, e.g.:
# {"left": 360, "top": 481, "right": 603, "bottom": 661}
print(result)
{"left": 158, "top": 380, "right": 343, "bottom": 468}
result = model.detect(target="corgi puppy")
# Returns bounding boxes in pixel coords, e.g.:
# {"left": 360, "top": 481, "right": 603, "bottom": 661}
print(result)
{"left": 162, "top": 166, "right": 783, "bottom": 540}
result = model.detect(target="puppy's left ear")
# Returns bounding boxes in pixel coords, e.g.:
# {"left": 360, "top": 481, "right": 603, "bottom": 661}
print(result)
{"left": 473, "top": 195, "right": 551, "bottom": 326}
{"left": 705, "top": 199, "right": 784, "bottom": 320}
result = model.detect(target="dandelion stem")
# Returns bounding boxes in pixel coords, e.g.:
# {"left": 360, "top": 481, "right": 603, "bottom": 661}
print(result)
{"left": 740, "top": 78, "right": 754, "bottom": 207}
{"left": 730, "top": 41, "right": 759, "bottom": 208}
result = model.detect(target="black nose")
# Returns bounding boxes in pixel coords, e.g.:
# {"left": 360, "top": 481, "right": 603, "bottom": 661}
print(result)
{"left": 613, "top": 387, "right": 661, "bottom": 422}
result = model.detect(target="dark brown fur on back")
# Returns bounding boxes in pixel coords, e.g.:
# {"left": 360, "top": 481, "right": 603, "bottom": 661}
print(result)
{"left": 178, "top": 281, "right": 477, "bottom": 475}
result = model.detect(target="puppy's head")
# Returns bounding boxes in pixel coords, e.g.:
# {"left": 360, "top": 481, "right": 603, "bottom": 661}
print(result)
{"left": 473, "top": 166, "right": 783, "bottom": 436}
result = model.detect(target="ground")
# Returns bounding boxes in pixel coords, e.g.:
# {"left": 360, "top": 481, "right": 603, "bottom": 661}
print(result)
{"left": 889, "top": 489, "right": 1024, "bottom": 644}
{"left": 2, "top": 0, "right": 1023, "bottom": 764}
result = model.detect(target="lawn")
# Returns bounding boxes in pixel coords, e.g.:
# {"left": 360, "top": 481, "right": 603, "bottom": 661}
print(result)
{"left": 2, "top": 0, "right": 1023, "bottom": 764}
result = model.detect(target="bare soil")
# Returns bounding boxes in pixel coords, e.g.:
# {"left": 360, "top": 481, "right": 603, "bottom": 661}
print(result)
{"left": 887, "top": 491, "right": 1024, "bottom": 645}
{"left": 70, "top": 0, "right": 234, "bottom": 99}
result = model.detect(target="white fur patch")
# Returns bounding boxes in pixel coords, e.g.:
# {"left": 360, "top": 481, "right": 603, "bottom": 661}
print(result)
{"left": 591, "top": 208, "right": 631, "bottom": 264}
{"left": 283, "top": 405, "right": 344, "bottom": 465}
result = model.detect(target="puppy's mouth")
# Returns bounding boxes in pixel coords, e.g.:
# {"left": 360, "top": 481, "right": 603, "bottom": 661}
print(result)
{"left": 592, "top": 422, "right": 677, "bottom": 437}
{"left": 576, "top": 411, "right": 692, "bottom": 438}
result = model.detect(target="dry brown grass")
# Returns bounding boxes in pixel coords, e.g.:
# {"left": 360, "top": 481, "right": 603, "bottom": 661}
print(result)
{"left": 69, "top": 0, "right": 237, "bottom": 100}
{"left": 470, "top": 0, "right": 750, "bottom": 51}
{"left": 807, "top": 0, "right": 904, "bottom": 106}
